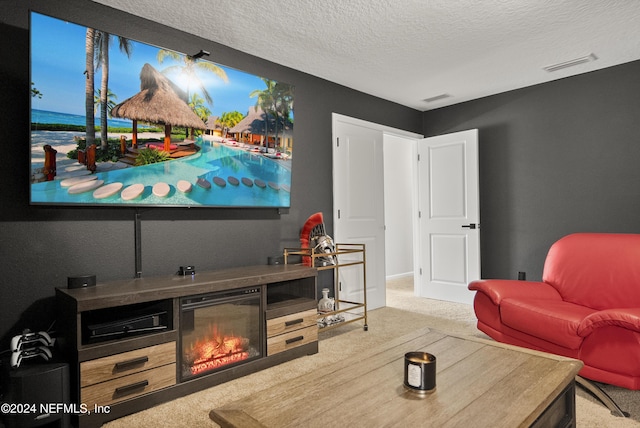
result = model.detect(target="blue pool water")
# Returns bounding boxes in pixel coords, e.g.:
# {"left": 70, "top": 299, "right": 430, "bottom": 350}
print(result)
{"left": 31, "top": 140, "right": 292, "bottom": 207}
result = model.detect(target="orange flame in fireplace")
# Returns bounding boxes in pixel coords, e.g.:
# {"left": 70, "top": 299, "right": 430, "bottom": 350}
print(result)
{"left": 187, "top": 325, "right": 250, "bottom": 375}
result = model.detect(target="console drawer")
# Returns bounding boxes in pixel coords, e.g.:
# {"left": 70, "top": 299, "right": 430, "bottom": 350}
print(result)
{"left": 267, "top": 325, "right": 318, "bottom": 356}
{"left": 266, "top": 309, "right": 317, "bottom": 338}
{"left": 80, "top": 342, "right": 175, "bottom": 387}
{"left": 81, "top": 363, "right": 176, "bottom": 407}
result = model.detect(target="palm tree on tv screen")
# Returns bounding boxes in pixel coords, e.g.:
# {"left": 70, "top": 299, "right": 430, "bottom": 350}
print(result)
{"left": 220, "top": 111, "right": 243, "bottom": 138}
{"left": 85, "top": 29, "right": 133, "bottom": 152}
{"left": 250, "top": 79, "right": 294, "bottom": 149}
{"left": 189, "top": 93, "right": 212, "bottom": 125}
{"left": 85, "top": 28, "right": 96, "bottom": 149}
{"left": 94, "top": 89, "right": 117, "bottom": 117}
{"left": 95, "top": 31, "right": 133, "bottom": 150}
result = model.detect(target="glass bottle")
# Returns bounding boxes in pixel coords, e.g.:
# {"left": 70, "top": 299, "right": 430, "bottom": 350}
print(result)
{"left": 318, "top": 288, "right": 333, "bottom": 313}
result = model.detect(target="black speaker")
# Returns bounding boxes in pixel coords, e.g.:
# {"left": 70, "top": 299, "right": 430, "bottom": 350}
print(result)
{"left": 67, "top": 274, "right": 96, "bottom": 289}
{"left": 2, "top": 363, "right": 70, "bottom": 428}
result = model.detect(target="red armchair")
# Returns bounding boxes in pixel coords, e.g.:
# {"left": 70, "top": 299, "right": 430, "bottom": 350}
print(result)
{"left": 469, "top": 233, "right": 640, "bottom": 402}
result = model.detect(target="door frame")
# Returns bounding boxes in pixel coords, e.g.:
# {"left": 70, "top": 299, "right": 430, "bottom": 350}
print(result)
{"left": 331, "top": 113, "right": 423, "bottom": 307}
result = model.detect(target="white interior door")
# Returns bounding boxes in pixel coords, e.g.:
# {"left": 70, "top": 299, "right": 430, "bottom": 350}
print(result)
{"left": 416, "top": 129, "right": 480, "bottom": 305}
{"left": 333, "top": 117, "right": 386, "bottom": 309}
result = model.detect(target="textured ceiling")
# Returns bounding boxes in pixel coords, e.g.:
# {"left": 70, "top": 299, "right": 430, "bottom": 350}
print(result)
{"left": 91, "top": 0, "right": 640, "bottom": 111}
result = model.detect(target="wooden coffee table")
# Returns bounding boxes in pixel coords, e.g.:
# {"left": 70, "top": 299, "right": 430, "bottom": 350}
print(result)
{"left": 210, "top": 327, "right": 582, "bottom": 428}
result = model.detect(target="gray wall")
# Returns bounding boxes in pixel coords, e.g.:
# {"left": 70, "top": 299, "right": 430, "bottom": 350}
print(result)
{"left": 423, "top": 60, "right": 640, "bottom": 281}
{"left": 0, "top": 0, "right": 421, "bottom": 344}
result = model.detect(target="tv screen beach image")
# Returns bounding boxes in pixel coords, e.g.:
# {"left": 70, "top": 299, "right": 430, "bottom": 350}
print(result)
{"left": 30, "top": 12, "right": 294, "bottom": 208}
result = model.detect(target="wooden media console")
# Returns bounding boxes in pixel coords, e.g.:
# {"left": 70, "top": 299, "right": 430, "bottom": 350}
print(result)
{"left": 55, "top": 264, "right": 318, "bottom": 427}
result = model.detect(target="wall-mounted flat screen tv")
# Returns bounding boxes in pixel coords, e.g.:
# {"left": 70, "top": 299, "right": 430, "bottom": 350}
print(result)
{"left": 30, "top": 12, "right": 294, "bottom": 208}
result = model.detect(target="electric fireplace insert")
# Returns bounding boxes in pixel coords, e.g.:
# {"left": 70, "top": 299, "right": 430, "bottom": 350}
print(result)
{"left": 180, "top": 287, "right": 263, "bottom": 381}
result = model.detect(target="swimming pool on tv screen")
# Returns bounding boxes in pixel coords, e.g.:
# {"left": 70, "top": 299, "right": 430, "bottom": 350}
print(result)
{"left": 31, "top": 141, "right": 292, "bottom": 208}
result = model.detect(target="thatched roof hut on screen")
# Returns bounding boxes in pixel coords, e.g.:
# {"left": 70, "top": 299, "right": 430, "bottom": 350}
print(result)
{"left": 111, "top": 63, "right": 206, "bottom": 151}
{"left": 205, "top": 116, "right": 223, "bottom": 137}
{"left": 229, "top": 106, "right": 293, "bottom": 150}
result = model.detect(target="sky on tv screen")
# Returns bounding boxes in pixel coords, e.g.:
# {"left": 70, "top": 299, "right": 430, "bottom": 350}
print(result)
{"left": 30, "top": 12, "right": 276, "bottom": 118}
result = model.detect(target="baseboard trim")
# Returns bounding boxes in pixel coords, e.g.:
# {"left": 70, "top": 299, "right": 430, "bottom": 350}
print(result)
{"left": 386, "top": 272, "right": 414, "bottom": 281}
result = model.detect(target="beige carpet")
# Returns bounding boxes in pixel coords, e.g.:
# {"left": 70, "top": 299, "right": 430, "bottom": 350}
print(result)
{"left": 104, "top": 277, "right": 640, "bottom": 427}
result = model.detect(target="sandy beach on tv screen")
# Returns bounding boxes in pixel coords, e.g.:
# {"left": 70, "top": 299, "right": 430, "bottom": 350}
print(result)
{"left": 30, "top": 130, "right": 165, "bottom": 171}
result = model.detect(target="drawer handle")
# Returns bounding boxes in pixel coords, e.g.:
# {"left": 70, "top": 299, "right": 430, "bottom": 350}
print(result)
{"left": 285, "top": 318, "right": 304, "bottom": 327}
{"left": 114, "top": 356, "right": 149, "bottom": 371}
{"left": 285, "top": 335, "right": 304, "bottom": 345}
{"left": 114, "top": 380, "right": 149, "bottom": 396}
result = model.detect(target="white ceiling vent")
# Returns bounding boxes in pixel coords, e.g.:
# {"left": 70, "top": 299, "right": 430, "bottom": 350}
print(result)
{"left": 543, "top": 54, "right": 598, "bottom": 72}
{"left": 423, "top": 93, "right": 452, "bottom": 103}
